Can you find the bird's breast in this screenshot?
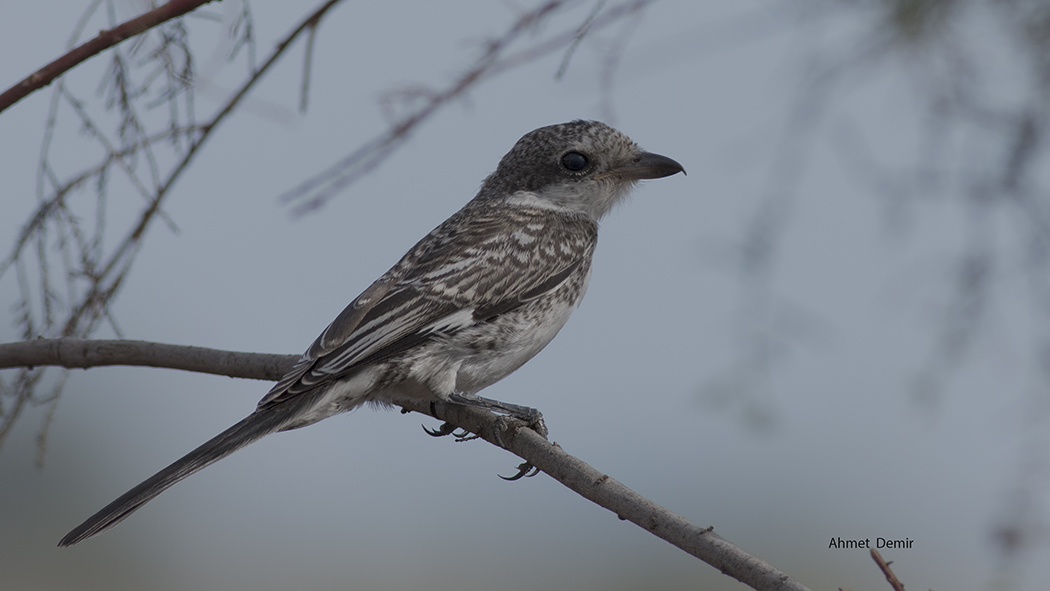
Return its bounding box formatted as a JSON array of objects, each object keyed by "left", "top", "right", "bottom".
[{"left": 452, "top": 263, "right": 592, "bottom": 394}]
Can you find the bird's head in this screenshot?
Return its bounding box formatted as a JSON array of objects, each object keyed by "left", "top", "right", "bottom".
[{"left": 478, "top": 120, "right": 684, "bottom": 220}]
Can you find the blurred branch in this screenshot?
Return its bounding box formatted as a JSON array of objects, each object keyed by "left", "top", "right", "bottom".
[
  {"left": 555, "top": 0, "right": 606, "bottom": 80},
  {"left": 0, "top": 0, "right": 217, "bottom": 115},
  {"left": 0, "top": 337, "right": 812, "bottom": 591},
  {"left": 701, "top": 40, "right": 839, "bottom": 429},
  {"left": 279, "top": 0, "right": 659, "bottom": 216}
]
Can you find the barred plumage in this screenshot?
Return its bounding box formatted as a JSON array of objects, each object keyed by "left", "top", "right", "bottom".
[{"left": 59, "top": 120, "right": 683, "bottom": 546}]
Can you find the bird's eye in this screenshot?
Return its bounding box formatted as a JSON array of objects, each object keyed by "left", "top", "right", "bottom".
[{"left": 561, "top": 152, "right": 588, "bottom": 172}]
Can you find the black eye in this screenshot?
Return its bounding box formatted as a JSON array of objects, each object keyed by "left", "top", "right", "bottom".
[{"left": 561, "top": 152, "right": 588, "bottom": 172}]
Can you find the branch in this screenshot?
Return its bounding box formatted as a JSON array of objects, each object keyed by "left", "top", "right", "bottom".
[
  {"left": 0, "top": 338, "right": 293, "bottom": 381},
  {"left": 0, "top": 338, "right": 811, "bottom": 591},
  {"left": 0, "top": 0, "right": 217, "bottom": 115},
  {"left": 870, "top": 549, "right": 907, "bottom": 591}
]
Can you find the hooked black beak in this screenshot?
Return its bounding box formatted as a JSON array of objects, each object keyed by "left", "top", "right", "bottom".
[{"left": 602, "top": 151, "right": 685, "bottom": 182}]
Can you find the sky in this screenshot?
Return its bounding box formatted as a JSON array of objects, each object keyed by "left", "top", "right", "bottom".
[{"left": 0, "top": 1, "right": 1046, "bottom": 590}]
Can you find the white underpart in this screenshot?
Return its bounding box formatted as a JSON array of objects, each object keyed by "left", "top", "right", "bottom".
[
  {"left": 453, "top": 264, "right": 592, "bottom": 395},
  {"left": 289, "top": 364, "right": 383, "bottom": 427}
]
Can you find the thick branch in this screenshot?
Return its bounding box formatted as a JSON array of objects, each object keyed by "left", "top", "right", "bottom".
[
  {"left": 0, "top": 0, "right": 217, "bottom": 115},
  {"left": 0, "top": 338, "right": 810, "bottom": 591}
]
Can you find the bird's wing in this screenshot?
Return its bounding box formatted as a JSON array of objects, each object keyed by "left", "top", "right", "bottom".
[{"left": 258, "top": 201, "right": 597, "bottom": 408}]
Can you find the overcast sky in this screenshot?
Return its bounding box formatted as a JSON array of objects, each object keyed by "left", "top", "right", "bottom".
[{"left": 1, "top": 2, "right": 1046, "bottom": 590}]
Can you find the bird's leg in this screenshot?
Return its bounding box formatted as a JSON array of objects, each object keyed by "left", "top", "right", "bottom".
[
  {"left": 447, "top": 392, "right": 545, "bottom": 426},
  {"left": 447, "top": 392, "right": 549, "bottom": 444}
]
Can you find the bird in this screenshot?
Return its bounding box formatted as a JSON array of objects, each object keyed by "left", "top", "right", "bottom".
[{"left": 59, "top": 120, "right": 684, "bottom": 546}]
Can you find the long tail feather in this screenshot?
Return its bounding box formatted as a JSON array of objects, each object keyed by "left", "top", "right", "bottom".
[{"left": 59, "top": 396, "right": 313, "bottom": 547}]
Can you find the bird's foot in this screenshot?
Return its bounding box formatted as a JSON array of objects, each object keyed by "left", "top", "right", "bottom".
[
  {"left": 443, "top": 393, "right": 548, "bottom": 479},
  {"left": 447, "top": 392, "right": 548, "bottom": 445}
]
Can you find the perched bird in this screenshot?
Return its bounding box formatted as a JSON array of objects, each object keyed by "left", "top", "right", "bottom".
[{"left": 59, "top": 120, "right": 684, "bottom": 546}]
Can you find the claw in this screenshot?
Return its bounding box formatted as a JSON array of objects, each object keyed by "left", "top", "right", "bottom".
[
  {"left": 500, "top": 461, "right": 541, "bottom": 481},
  {"left": 422, "top": 422, "right": 458, "bottom": 437},
  {"left": 423, "top": 422, "right": 482, "bottom": 441}
]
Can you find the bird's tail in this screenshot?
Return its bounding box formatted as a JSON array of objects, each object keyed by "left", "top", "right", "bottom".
[{"left": 59, "top": 395, "right": 314, "bottom": 547}]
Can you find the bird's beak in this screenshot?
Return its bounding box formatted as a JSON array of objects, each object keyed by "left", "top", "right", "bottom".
[{"left": 599, "top": 151, "right": 685, "bottom": 182}]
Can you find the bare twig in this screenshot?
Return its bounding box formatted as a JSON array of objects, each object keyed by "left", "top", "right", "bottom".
[
  {"left": 300, "top": 20, "right": 319, "bottom": 113},
  {"left": 0, "top": 0, "right": 217, "bottom": 114},
  {"left": 0, "top": 337, "right": 811, "bottom": 591},
  {"left": 555, "top": 0, "right": 607, "bottom": 80},
  {"left": 67, "top": 0, "right": 346, "bottom": 333},
  {"left": 0, "top": 0, "right": 348, "bottom": 453},
  {"left": 870, "top": 549, "right": 906, "bottom": 591},
  {"left": 0, "top": 124, "right": 203, "bottom": 277}
]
